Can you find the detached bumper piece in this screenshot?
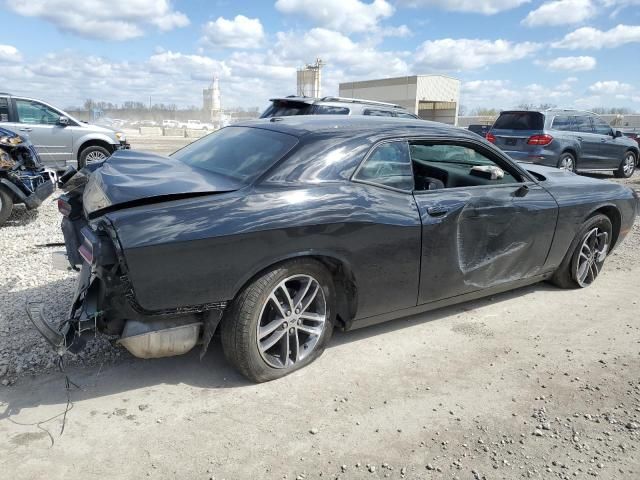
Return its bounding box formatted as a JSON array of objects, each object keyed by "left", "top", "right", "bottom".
[
  {"left": 23, "top": 177, "right": 56, "bottom": 209},
  {"left": 26, "top": 302, "right": 71, "bottom": 355}
]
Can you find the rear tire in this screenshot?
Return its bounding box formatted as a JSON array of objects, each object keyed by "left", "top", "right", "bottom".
[
  {"left": 550, "top": 214, "right": 612, "bottom": 289},
  {"left": 615, "top": 151, "right": 636, "bottom": 178},
  {"left": 0, "top": 188, "right": 14, "bottom": 226},
  {"left": 78, "top": 145, "right": 111, "bottom": 169},
  {"left": 221, "top": 258, "right": 335, "bottom": 383},
  {"left": 557, "top": 152, "right": 576, "bottom": 172}
]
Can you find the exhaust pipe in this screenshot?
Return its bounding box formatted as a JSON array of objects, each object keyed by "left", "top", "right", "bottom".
[{"left": 118, "top": 319, "right": 201, "bottom": 359}]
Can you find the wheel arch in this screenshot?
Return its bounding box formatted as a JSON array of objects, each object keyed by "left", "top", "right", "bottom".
[
  {"left": 624, "top": 147, "right": 639, "bottom": 166},
  {"left": 229, "top": 251, "right": 358, "bottom": 330},
  {"left": 77, "top": 138, "right": 116, "bottom": 160},
  {"left": 585, "top": 204, "right": 621, "bottom": 250}
]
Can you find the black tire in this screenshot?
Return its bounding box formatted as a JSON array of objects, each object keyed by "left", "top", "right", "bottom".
[
  {"left": 615, "top": 151, "right": 636, "bottom": 178},
  {"left": 550, "top": 213, "right": 613, "bottom": 289},
  {"left": 221, "top": 258, "right": 335, "bottom": 383},
  {"left": 557, "top": 152, "right": 576, "bottom": 172},
  {"left": 78, "top": 145, "right": 111, "bottom": 169},
  {"left": 0, "top": 187, "right": 14, "bottom": 226}
]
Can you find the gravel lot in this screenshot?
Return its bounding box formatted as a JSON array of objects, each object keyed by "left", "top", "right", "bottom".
[{"left": 0, "top": 136, "right": 639, "bottom": 479}]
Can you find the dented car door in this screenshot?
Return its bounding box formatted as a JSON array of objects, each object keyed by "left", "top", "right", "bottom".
[{"left": 411, "top": 142, "right": 558, "bottom": 305}]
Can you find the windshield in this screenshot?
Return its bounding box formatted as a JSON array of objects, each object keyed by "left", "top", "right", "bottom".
[
  {"left": 172, "top": 126, "right": 298, "bottom": 183},
  {"left": 493, "top": 112, "right": 544, "bottom": 130}
]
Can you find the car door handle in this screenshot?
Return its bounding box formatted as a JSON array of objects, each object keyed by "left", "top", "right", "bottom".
[
  {"left": 19, "top": 128, "right": 32, "bottom": 132},
  {"left": 427, "top": 206, "right": 448, "bottom": 217},
  {"left": 576, "top": 136, "right": 582, "bottom": 142},
  {"left": 600, "top": 139, "right": 607, "bottom": 143}
]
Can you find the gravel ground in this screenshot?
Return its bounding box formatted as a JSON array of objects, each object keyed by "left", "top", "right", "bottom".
[{"left": 0, "top": 139, "right": 639, "bottom": 479}]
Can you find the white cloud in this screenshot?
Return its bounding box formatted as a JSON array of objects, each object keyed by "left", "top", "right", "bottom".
[
  {"left": 546, "top": 56, "right": 597, "bottom": 71},
  {"left": 5, "top": 0, "right": 189, "bottom": 41},
  {"left": 275, "top": 0, "right": 394, "bottom": 33},
  {"left": 415, "top": 38, "right": 541, "bottom": 71},
  {"left": 522, "top": 0, "right": 596, "bottom": 27},
  {"left": 0, "top": 44, "right": 22, "bottom": 63},
  {"left": 588, "top": 80, "right": 633, "bottom": 94},
  {"left": 380, "top": 25, "right": 413, "bottom": 37},
  {"left": 200, "top": 15, "right": 265, "bottom": 49},
  {"left": 553, "top": 24, "right": 640, "bottom": 49},
  {"left": 398, "top": 0, "right": 530, "bottom": 15}
]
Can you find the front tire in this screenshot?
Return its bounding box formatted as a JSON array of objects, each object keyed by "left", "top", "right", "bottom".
[
  {"left": 550, "top": 214, "right": 612, "bottom": 289},
  {"left": 221, "top": 259, "right": 335, "bottom": 383},
  {"left": 0, "top": 188, "right": 14, "bottom": 226},
  {"left": 78, "top": 145, "right": 111, "bottom": 169},
  {"left": 557, "top": 152, "right": 576, "bottom": 172},
  {"left": 615, "top": 151, "right": 636, "bottom": 178}
]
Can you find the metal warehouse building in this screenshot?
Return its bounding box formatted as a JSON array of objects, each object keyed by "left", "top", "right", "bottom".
[{"left": 339, "top": 75, "right": 461, "bottom": 125}]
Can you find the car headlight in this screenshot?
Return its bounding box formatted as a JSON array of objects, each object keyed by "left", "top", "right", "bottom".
[{"left": 115, "top": 132, "right": 126, "bottom": 141}]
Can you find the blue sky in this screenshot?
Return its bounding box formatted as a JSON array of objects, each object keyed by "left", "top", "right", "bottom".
[{"left": 0, "top": 0, "right": 639, "bottom": 112}]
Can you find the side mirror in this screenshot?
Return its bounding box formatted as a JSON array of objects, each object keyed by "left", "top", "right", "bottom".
[
  {"left": 613, "top": 129, "right": 623, "bottom": 138},
  {"left": 58, "top": 116, "right": 69, "bottom": 126}
]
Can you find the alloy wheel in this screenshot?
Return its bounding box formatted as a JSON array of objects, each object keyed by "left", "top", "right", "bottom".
[
  {"left": 623, "top": 153, "right": 635, "bottom": 177},
  {"left": 86, "top": 151, "right": 108, "bottom": 163},
  {"left": 256, "top": 274, "right": 327, "bottom": 369},
  {"left": 559, "top": 155, "right": 574, "bottom": 172},
  {"left": 575, "top": 227, "right": 609, "bottom": 287}
]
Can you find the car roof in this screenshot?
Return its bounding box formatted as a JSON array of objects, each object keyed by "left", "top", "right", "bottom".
[
  {"left": 500, "top": 109, "right": 595, "bottom": 116},
  {"left": 232, "top": 115, "right": 476, "bottom": 140}
]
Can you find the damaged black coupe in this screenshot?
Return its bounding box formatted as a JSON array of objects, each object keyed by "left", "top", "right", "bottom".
[
  {"left": 0, "top": 127, "right": 55, "bottom": 226},
  {"left": 30, "top": 117, "right": 638, "bottom": 382}
]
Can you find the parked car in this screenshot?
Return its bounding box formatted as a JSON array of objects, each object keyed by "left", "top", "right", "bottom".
[
  {"left": 486, "top": 109, "right": 639, "bottom": 178},
  {"left": 487, "top": 109, "right": 640, "bottom": 178},
  {"left": 260, "top": 96, "right": 419, "bottom": 119},
  {"left": 180, "top": 119, "right": 212, "bottom": 130},
  {"left": 622, "top": 131, "right": 640, "bottom": 146},
  {"left": 31, "top": 117, "right": 638, "bottom": 382},
  {"left": 0, "top": 93, "right": 129, "bottom": 170},
  {"left": 467, "top": 124, "right": 491, "bottom": 137},
  {"left": 162, "top": 120, "right": 180, "bottom": 128},
  {"left": 0, "top": 126, "right": 56, "bottom": 226}
]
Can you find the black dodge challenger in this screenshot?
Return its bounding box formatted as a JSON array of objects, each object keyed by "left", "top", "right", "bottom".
[{"left": 31, "top": 117, "right": 638, "bottom": 382}]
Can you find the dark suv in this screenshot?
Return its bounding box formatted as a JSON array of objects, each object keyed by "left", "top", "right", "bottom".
[
  {"left": 487, "top": 109, "right": 639, "bottom": 178},
  {"left": 261, "top": 96, "right": 418, "bottom": 119}
]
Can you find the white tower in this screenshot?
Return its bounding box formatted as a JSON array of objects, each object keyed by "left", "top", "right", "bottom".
[
  {"left": 203, "top": 74, "right": 222, "bottom": 126},
  {"left": 211, "top": 75, "right": 221, "bottom": 112}
]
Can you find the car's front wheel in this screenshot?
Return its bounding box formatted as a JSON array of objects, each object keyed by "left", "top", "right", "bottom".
[
  {"left": 615, "top": 151, "right": 636, "bottom": 178},
  {"left": 79, "top": 145, "right": 111, "bottom": 168},
  {"left": 550, "top": 214, "right": 612, "bottom": 289},
  {"left": 221, "top": 259, "right": 335, "bottom": 383}
]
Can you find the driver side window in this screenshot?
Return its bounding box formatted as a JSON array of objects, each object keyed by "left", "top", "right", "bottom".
[
  {"left": 355, "top": 141, "right": 414, "bottom": 191},
  {"left": 15, "top": 99, "right": 60, "bottom": 125},
  {"left": 410, "top": 142, "right": 520, "bottom": 191}
]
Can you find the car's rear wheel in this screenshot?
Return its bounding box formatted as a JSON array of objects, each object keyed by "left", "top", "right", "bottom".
[
  {"left": 615, "top": 151, "right": 636, "bottom": 178},
  {"left": 221, "top": 259, "right": 335, "bottom": 383},
  {"left": 0, "top": 187, "right": 14, "bottom": 226},
  {"left": 550, "top": 214, "right": 612, "bottom": 289},
  {"left": 557, "top": 152, "right": 576, "bottom": 172},
  {"left": 79, "top": 145, "right": 111, "bottom": 168}
]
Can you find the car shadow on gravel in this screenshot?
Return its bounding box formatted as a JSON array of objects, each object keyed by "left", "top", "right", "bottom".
[
  {"left": 0, "top": 279, "right": 559, "bottom": 418},
  {"left": 2, "top": 205, "right": 39, "bottom": 227}
]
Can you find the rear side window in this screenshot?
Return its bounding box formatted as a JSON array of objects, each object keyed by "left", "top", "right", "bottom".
[
  {"left": 355, "top": 141, "right": 413, "bottom": 191},
  {"left": 172, "top": 126, "right": 298, "bottom": 184},
  {"left": 260, "top": 101, "right": 312, "bottom": 118},
  {"left": 0, "top": 97, "right": 9, "bottom": 122},
  {"left": 572, "top": 116, "right": 593, "bottom": 133},
  {"left": 551, "top": 115, "right": 572, "bottom": 131},
  {"left": 363, "top": 109, "right": 395, "bottom": 117},
  {"left": 313, "top": 105, "right": 350, "bottom": 115},
  {"left": 493, "top": 112, "right": 544, "bottom": 130}
]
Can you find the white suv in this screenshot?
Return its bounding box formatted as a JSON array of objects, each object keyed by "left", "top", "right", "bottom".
[{"left": 0, "top": 93, "right": 129, "bottom": 169}]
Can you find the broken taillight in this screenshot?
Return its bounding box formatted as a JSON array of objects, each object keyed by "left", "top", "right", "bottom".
[
  {"left": 527, "top": 134, "right": 554, "bottom": 146},
  {"left": 486, "top": 133, "right": 496, "bottom": 144},
  {"left": 57, "top": 198, "right": 72, "bottom": 217}
]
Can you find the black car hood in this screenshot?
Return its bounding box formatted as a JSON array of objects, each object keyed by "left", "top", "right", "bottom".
[{"left": 83, "top": 150, "right": 242, "bottom": 215}]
